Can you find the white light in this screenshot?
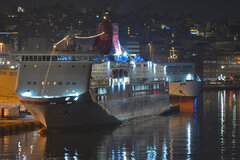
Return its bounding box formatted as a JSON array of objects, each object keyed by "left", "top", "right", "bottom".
[
  {"left": 65, "top": 97, "right": 70, "bottom": 101},
  {"left": 123, "top": 81, "right": 126, "bottom": 90},
  {"left": 153, "top": 63, "right": 156, "bottom": 74},
  {"left": 22, "top": 92, "right": 31, "bottom": 97},
  {"left": 123, "top": 52, "right": 128, "bottom": 57},
  {"left": 186, "top": 73, "right": 192, "bottom": 80},
  {"left": 7, "top": 61, "right": 10, "bottom": 65},
  {"left": 164, "top": 65, "right": 167, "bottom": 76},
  {"left": 74, "top": 97, "right": 79, "bottom": 101},
  {"left": 69, "top": 92, "right": 80, "bottom": 97},
  {"left": 114, "top": 51, "right": 122, "bottom": 55},
  {"left": 108, "top": 61, "right": 110, "bottom": 71},
  {"left": 187, "top": 123, "right": 191, "bottom": 159},
  {"left": 10, "top": 65, "right": 15, "bottom": 69}
]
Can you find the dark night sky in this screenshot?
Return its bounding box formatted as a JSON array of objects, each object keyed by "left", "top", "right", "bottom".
[{"left": 1, "top": 0, "right": 240, "bottom": 21}]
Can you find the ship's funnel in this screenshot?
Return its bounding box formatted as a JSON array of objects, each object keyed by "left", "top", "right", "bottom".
[{"left": 93, "top": 22, "right": 113, "bottom": 54}]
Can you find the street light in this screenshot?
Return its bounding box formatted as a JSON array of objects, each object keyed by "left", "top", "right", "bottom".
[{"left": 148, "top": 42, "right": 151, "bottom": 60}]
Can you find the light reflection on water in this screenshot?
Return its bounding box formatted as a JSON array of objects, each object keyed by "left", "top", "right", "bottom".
[{"left": 0, "top": 89, "right": 240, "bottom": 159}]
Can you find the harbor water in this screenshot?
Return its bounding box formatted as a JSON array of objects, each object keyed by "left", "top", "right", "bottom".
[{"left": 0, "top": 89, "right": 240, "bottom": 159}]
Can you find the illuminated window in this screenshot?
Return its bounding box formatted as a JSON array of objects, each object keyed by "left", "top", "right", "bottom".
[
  {"left": 34, "top": 64, "right": 37, "bottom": 68},
  {"left": 47, "top": 82, "right": 50, "bottom": 85},
  {"left": 66, "top": 90, "right": 69, "bottom": 93},
  {"left": 41, "top": 81, "right": 45, "bottom": 86},
  {"left": 72, "top": 90, "right": 75, "bottom": 93},
  {"left": 53, "top": 81, "right": 57, "bottom": 85}
]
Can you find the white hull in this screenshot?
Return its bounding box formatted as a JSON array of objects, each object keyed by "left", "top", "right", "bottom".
[{"left": 169, "top": 81, "right": 201, "bottom": 97}]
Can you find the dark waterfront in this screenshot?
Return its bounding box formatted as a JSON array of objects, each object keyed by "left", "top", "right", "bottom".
[{"left": 0, "top": 89, "right": 240, "bottom": 160}]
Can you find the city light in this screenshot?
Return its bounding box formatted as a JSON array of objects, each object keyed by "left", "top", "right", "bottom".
[{"left": 0, "top": 42, "right": 4, "bottom": 54}]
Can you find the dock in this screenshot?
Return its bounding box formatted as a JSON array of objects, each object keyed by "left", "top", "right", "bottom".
[
  {"left": 0, "top": 115, "right": 42, "bottom": 135},
  {"left": 203, "top": 84, "right": 240, "bottom": 89}
]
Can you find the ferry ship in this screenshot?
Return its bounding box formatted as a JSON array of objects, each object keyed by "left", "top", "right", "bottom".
[
  {"left": 163, "top": 47, "right": 201, "bottom": 97},
  {"left": 164, "top": 62, "right": 201, "bottom": 97},
  {"left": 11, "top": 23, "right": 169, "bottom": 128}
]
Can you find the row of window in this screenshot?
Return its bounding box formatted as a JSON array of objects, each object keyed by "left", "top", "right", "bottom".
[
  {"left": 132, "top": 84, "right": 162, "bottom": 91},
  {"left": 23, "top": 64, "right": 86, "bottom": 68},
  {"left": 132, "top": 84, "right": 149, "bottom": 91},
  {"left": 15, "top": 55, "right": 100, "bottom": 62},
  {"left": 136, "top": 64, "right": 148, "bottom": 67},
  {"left": 27, "top": 81, "right": 77, "bottom": 85}
]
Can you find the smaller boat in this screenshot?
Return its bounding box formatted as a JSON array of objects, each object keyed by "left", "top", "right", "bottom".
[{"left": 164, "top": 62, "right": 201, "bottom": 97}]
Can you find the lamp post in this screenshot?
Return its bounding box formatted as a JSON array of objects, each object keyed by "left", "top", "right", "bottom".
[{"left": 148, "top": 42, "right": 151, "bottom": 60}]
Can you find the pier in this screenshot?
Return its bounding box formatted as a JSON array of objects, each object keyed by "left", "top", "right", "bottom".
[{"left": 0, "top": 115, "right": 42, "bottom": 135}]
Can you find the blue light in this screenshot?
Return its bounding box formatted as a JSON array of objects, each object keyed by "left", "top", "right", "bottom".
[
  {"left": 122, "top": 80, "right": 126, "bottom": 91},
  {"left": 194, "top": 97, "right": 197, "bottom": 124},
  {"left": 0, "top": 32, "right": 10, "bottom": 35},
  {"left": 123, "top": 52, "right": 128, "bottom": 57},
  {"left": 118, "top": 82, "right": 120, "bottom": 92},
  {"left": 165, "top": 26, "right": 171, "bottom": 30},
  {"left": 112, "top": 81, "right": 114, "bottom": 93}
]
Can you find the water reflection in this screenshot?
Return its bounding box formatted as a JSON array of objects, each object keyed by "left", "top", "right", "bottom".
[{"left": 1, "top": 90, "right": 240, "bottom": 159}]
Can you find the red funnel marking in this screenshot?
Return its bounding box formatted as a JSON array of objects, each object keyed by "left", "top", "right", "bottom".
[{"left": 94, "top": 22, "right": 113, "bottom": 54}]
